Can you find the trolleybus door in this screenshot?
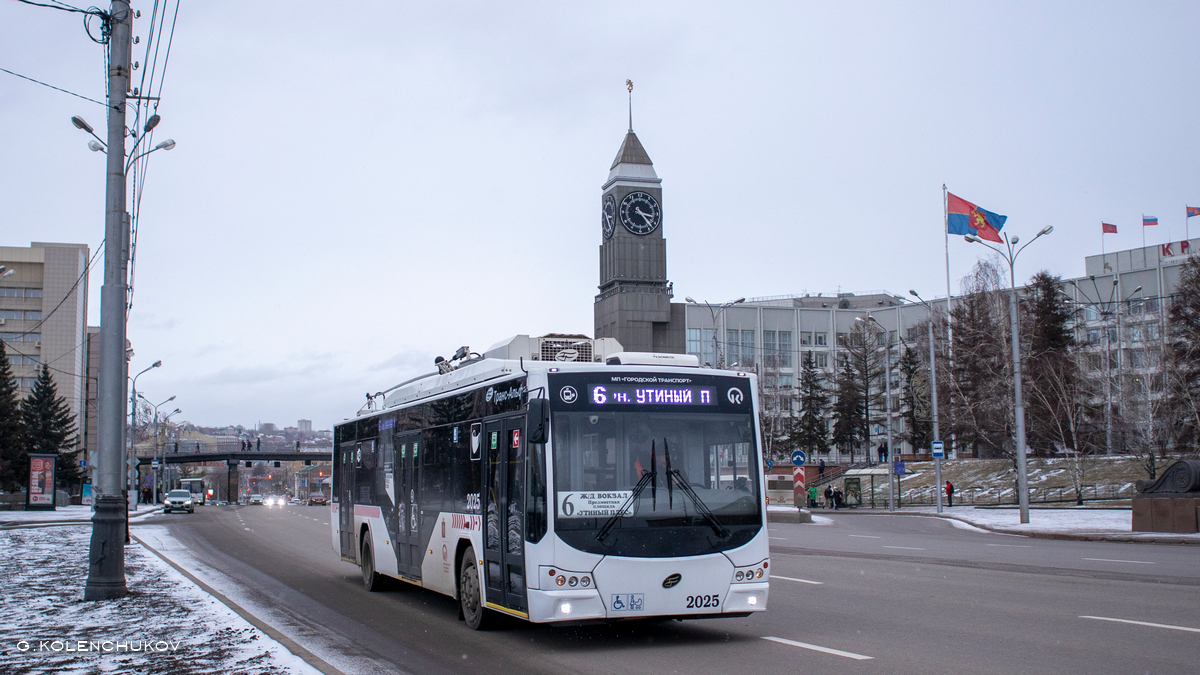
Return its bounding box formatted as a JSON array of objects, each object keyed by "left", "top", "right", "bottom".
[
  {"left": 338, "top": 441, "right": 355, "bottom": 560},
  {"left": 396, "top": 430, "right": 421, "bottom": 578},
  {"left": 482, "top": 416, "right": 527, "bottom": 613}
]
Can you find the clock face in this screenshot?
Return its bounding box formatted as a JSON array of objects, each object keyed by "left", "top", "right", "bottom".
[
  {"left": 602, "top": 194, "right": 616, "bottom": 239},
  {"left": 619, "top": 191, "right": 661, "bottom": 236}
]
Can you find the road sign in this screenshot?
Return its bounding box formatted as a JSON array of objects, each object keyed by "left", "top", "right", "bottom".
[
  {"left": 931, "top": 441, "right": 944, "bottom": 459},
  {"left": 790, "top": 450, "right": 807, "bottom": 466},
  {"left": 893, "top": 460, "right": 905, "bottom": 475},
  {"left": 151, "top": 460, "right": 159, "bottom": 469},
  {"left": 127, "top": 455, "right": 139, "bottom": 469},
  {"left": 793, "top": 467, "right": 806, "bottom": 505}
]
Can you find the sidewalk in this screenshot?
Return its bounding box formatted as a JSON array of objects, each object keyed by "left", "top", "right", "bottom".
[{"left": 769, "top": 504, "right": 1200, "bottom": 545}]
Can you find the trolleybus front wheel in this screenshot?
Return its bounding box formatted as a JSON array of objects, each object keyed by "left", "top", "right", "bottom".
[
  {"left": 361, "top": 537, "right": 383, "bottom": 592},
  {"left": 459, "top": 546, "right": 493, "bottom": 630}
]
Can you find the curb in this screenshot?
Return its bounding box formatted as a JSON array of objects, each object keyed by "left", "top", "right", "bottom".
[{"left": 132, "top": 532, "right": 344, "bottom": 675}]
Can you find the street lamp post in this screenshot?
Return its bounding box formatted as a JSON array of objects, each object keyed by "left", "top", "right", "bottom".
[
  {"left": 128, "top": 361, "right": 161, "bottom": 508},
  {"left": 139, "top": 394, "right": 175, "bottom": 503},
  {"left": 910, "top": 291, "right": 943, "bottom": 513},
  {"left": 857, "top": 315, "right": 895, "bottom": 510},
  {"left": 964, "top": 226, "right": 1054, "bottom": 524},
  {"left": 685, "top": 297, "right": 746, "bottom": 368},
  {"left": 1066, "top": 278, "right": 1140, "bottom": 457}
]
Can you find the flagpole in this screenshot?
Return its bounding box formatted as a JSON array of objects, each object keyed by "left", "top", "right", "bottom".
[
  {"left": 943, "top": 184, "right": 956, "bottom": 459},
  {"left": 1142, "top": 214, "right": 1146, "bottom": 250}
]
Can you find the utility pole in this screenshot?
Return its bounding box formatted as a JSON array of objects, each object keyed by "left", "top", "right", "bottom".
[{"left": 85, "top": 0, "right": 133, "bottom": 601}]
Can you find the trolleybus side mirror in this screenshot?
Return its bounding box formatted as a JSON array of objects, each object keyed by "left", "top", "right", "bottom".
[{"left": 527, "top": 399, "right": 549, "bottom": 444}]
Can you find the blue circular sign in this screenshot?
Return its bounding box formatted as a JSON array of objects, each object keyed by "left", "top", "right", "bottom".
[{"left": 790, "top": 450, "right": 807, "bottom": 466}]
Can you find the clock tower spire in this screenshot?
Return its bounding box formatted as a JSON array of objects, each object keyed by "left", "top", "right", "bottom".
[{"left": 593, "top": 95, "right": 684, "bottom": 354}]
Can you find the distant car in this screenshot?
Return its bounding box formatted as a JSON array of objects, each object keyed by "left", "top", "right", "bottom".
[
  {"left": 289, "top": 498, "right": 302, "bottom": 506},
  {"left": 164, "top": 489, "right": 194, "bottom": 514},
  {"left": 308, "top": 493, "right": 327, "bottom": 506},
  {"left": 250, "top": 494, "right": 264, "bottom": 505}
]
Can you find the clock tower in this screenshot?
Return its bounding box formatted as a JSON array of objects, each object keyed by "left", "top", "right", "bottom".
[{"left": 593, "top": 128, "right": 684, "bottom": 353}]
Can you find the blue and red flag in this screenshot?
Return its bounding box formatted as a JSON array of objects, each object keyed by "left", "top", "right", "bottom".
[
  {"left": 947, "top": 193, "right": 1006, "bottom": 242},
  {"left": 1143, "top": 216, "right": 1158, "bottom": 227},
  {"left": 1187, "top": 206, "right": 1200, "bottom": 218}
]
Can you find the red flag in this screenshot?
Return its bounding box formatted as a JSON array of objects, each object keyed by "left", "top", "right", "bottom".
[{"left": 1102, "top": 222, "right": 1117, "bottom": 234}]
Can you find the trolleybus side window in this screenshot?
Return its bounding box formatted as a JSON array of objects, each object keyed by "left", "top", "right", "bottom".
[
  {"left": 507, "top": 429, "right": 524, "bottom": 553},
  {"left": 526, "top": 437, "right": 547, "bottom": 543}
]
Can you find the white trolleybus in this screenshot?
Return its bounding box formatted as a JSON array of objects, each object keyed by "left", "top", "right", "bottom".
[{"left": 331, "top": 334, "right": 769, "bottom": 629}]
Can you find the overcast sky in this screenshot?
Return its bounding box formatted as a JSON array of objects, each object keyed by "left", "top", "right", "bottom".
[{"left": 3, "top": 1, "right": 1199, "bottom": 430}]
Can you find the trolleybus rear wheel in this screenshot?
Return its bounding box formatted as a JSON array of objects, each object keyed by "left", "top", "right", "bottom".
[
  {"left": 361, "top": 537, "right": 383, "bottom": 592},
  {"left": 459, "top": 546, "right": 492, "bottom": 630}
]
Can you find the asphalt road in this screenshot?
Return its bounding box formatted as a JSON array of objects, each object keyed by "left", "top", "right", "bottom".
[{"left": 147, "top": 505, "right": 1200, "bottom": 675}]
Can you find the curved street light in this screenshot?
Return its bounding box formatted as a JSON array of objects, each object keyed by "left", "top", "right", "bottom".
[
  {"left": 909, "top": 290, "right": 944, "bottom": 513},
  {"left": 129, "top": 361, "right": 161, "bottom": 506},
  {"left": 856, "top": 315, "right": 896, "bottom": 510},
  {"left": 963, "top": 226, "right": 1053, "bottom": 524},
  {"left": 684, "top": 297, "right": 745, "bottom": 368}
]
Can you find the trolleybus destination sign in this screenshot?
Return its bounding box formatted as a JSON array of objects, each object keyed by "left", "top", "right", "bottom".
[{"left": 559, "top": 491, "right": 635, "bottom": 518}]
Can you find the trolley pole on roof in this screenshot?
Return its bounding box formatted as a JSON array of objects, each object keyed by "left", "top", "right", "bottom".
[{"left": 86, "top": 0, "right": 134, "bottom": 601}]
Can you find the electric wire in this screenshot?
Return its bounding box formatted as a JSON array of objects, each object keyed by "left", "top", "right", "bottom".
[{"left": 0, "top": 66, "right": 108, "bottom": 107}]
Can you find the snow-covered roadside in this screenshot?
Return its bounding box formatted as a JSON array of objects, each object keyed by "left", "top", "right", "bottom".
[
  {"left": 134, "top": 525, "right": 399, "bottom": 675},
  {"left": 0, "top": 504, "right": 163, "bottom": 527},
  {"left": 0, "top": 525, "right": 322, "bottom": 675},
  {"left": 906, "top": 506, "right": 1200, "bottom": 542}
]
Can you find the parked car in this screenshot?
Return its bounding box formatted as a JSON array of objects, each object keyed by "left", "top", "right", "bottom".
[
  {"left": 308, "top": 493, "right": 327, "bottom": 506},
  {"left": 250, "top": 494, "right": 264, "bottom": 505},
  {"left": 164, "top": 489, "right": 194, "bottom": 514}
]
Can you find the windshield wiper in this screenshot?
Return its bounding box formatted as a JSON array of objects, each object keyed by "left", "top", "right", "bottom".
[
  {"left": 596, "top": 446, "right": 657, "bottom": 542},
  {"left": 664, "top": 439, "right": 729, "bottom": 539}
]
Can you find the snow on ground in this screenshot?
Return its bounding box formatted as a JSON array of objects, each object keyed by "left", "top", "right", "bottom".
[
  {"left": 0, "top": 504, "right": 163, "bottom": 526},
  {"left": 0, "top": 524, "right": 321, "bottom": 675},
  {"left": 920, "top": 506, "right": 1132, "bottom": 533}
]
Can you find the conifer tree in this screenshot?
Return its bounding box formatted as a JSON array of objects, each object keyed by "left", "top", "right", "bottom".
[
  {"left": 0, "top": 341, "right": 26, "bottom": 490},
  {"left": 795, "top": 351, "right": 830, "bottom": 456},
  {"left": 831, "top": 361, "right": 864, "bottom": 459},
  {"left": 20, "top": 364, "right": 80, "bottom": 489},
  {"left": 898, "top": 345, "right": 931, "bottom": 452}
]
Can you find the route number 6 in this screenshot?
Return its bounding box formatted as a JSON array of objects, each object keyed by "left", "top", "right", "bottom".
[
  {"left": 561, "top": 493, "right": 575, "bottom": 517},
  {"left": 592, "top": 386, "right": 607, "bottom": 404}
]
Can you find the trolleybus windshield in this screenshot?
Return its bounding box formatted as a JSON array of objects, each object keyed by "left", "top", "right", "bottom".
[{"left": 549, "top": 372, "right": 762, "bottom": 558}]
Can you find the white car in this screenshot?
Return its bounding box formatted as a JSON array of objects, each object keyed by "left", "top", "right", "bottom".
[{"left": 164, "top": 489, "right": 194, "bottom": 514}]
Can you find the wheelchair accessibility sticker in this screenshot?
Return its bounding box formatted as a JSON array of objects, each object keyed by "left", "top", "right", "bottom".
[{"left": 611, "top": 593, "right": 644, "bottom": 612}]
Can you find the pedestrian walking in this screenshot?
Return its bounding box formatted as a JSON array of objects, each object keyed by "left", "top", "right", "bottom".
[
  {"left": 824, "top": 485, "right": 834, "bottom": 509},
  {"left": 806, "top": 485, "right": 818, "bottom": 508},
  {"left": 945, "top": 480, "right": 955, "bottom": 508},
  {"left": 818, "top": 458, "right": 826, "bottom": 479},
  {"left": 833, "top": 486, "right": 843, "bottom": 510},
  {"left": 878, "top": 443, "right": 888, "bottom": 463}
]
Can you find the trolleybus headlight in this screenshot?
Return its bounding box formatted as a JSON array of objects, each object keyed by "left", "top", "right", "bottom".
[
  {"left": 736, "top": 571, "right": 744, "bottom": 581},
  {"left": 755, "top": 568, "right": 763, "bottom": 578},
  {"left": 556, "top": 575, "right": 566, "bottom": 587},
  {"left": 560, "top": 602, "right": 572, "bottom": 615},
  {"left": 568, "top": 576, "right": 578, "bottom": 587},
  {"left": 581, "top": 576, "right": 591, "bottom": 587},
  {"left": 748, "top": 596, "right": 758, "bottom": 606}
]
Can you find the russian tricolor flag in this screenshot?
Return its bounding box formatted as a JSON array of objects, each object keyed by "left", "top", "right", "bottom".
[{"left": 1143, "top": 216, "right": 1158, "bottom": 227}]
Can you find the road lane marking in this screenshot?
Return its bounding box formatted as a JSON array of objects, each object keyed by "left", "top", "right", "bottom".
[
  {"left": 1080, "top": 616, "right": 1200, "bottom": 633},
  {"left": 769, "top": 537, "right": 788, "bottom": 540},
  {"left": 770, "top": 575, "right": 823, "bottom": 585},
  {"left": 1083, "top": 558, "right": 1155, "bottom": 565},
  {"left": 882, "top": 546, "right": 925, "bottom": 550},
  {"left": 986, "top": 543, "right": 1032, "bottom": 548},
  {"left": 243, "top": 527, "right": 250, "bottom": 531},
  {"left": 849, "top": 535, "right": 880, "bottom": 539},
  {"left": 762, "top": 636, "right": 872, "bottom": 660}
]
